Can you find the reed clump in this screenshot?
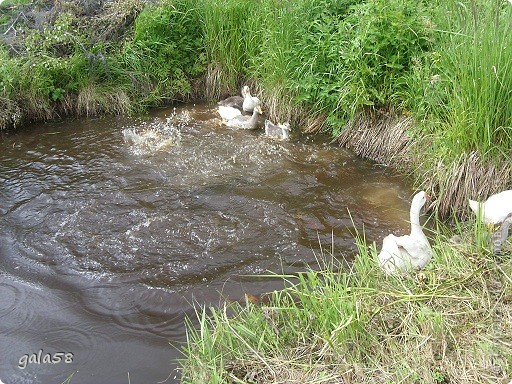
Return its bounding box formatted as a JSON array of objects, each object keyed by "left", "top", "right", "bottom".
[{"left": 181, "top": 224, "right": 512, "bottom": 383}]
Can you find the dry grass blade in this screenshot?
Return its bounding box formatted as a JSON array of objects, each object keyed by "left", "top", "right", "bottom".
[
  {"left": 90, "top": 0, "right": 146, "bottom": 42},
  {"left": 422, "top": 151, "right": 512, "bottom": 218},
  {"left": 336, "top": 108, "right": 414, "bottom": 166}
]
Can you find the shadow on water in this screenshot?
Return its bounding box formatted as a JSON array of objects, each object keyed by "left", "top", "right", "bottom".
[{"left": 0, "top": 103, "right": 413, "bottom": 383}]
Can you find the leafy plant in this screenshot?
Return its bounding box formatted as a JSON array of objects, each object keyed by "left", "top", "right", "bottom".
[
  {"left": 116, "top": 0, "right": 204, "bottom": 105},
  {"left": 291, "top": 0, "right": 433, "bottom": 133}
]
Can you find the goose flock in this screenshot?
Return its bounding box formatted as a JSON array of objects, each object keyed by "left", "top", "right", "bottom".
[{"left": 216, "top": 85, "right": 290, "bottom": 140}]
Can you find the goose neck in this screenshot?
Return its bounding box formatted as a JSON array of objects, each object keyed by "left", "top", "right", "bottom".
[{"left": 409, "top": 204, "right": 423, "bottom": 236}]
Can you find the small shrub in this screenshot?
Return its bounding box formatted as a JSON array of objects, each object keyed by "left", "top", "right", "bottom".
[
  {"left": 116, "top": 0, "right": 204, "bottom": 105},
  {"left": 291, "top": 0, "right": 433, "bottom": 135}
]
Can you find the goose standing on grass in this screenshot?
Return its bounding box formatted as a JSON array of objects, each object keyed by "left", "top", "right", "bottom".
[
  {"left": 468, "top": 189, "right": 512, "bottom": 226},
  {"left": 264, "top": 119, "right": 291, "bottom": 140},
  {"left": 225, "top": 105, "right": 263, "bottom": 130},
  {"left": 378, "top": 191, "right": 433, "bottom": 274},
  {"left": 242, "top": 86, "right": 260, "bottom": 112}
]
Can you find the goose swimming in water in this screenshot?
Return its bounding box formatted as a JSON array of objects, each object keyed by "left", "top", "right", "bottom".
[
  {"left": 218, "top": 105, "right": 242, "bottom": 121},
  {"left": 217, "top": 86, "right": 248, "bottom": 110},
  {"left": 378, "top": 191, "right": 433, "bottom": 274},
  {"left": 264, "top": 119, "right": 291, "bottom": 140},
  {"left": 225, "top": 105, "right": 263, "bottom": 130},
  {"left": 242, "top": 86, "right": 260, "bottom": 113}
]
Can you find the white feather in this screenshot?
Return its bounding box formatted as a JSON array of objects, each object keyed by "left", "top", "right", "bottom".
[{"left": 217, "top": 106, "right": 242, "bottom": 121}]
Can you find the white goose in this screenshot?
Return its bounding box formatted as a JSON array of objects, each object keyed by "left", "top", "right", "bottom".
[
  {"left": 378, "top": 191, "right": 433, "bottom": 274},
  {"left": 217, "top": 86, "right": 248, "bottom": 110},
  {"left": 468, "top": 189, "right": 512, "bottom": 225},
  {"left": 225, "top": 105, "right": 263, "bottom": 130},
  {"left": 242, "top": 86, "right": 260, "bottom": 112},
  {"left": 218, "top": 106, "right": 242, "bottom": 121}
]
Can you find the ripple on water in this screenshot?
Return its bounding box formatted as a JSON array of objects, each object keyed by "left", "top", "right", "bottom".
[
  {"left": 0, "top": 281, "right": 51, "bottom": 353},
  {"left": 7, "top": 105, "right": 410, "bottom": 287},
  {"left": 0, "top": 276, "right": 116, "bottom": 367},
  {"left": 0, "top": 278, "right": 29, "bottom": 324},
  {"left": 79, "top": 282, "right": 192, "bottom": 339}
]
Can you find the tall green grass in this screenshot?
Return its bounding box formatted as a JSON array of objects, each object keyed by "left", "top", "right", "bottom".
[
  {"left": 195, "top": 0, "right": 433, "bottom": 128},
  {"left": 437, "top": 0, "right": 512, "bottom": 159},
  {"left": 400, "top": 0, "right": 512, "bottom": 160},
  {"left": 197, "top": 0, "right": 255, "bottom": 99},
  {"left": 114, "top": 0, "right": 204, "bottom": 107},
  {"left": 243, "top": 0, "right": 296, "bottom": 87},
  {"left": 290, "top": 0, "right": 433, "bottom": 134}
]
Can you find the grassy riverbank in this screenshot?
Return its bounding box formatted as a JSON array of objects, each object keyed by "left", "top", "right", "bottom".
[
  {"left": 1, "top": 0, "right": 511, "bottom": 216},
  {"left": 181, "top": 222, "right": 512, "bottom": 383}
]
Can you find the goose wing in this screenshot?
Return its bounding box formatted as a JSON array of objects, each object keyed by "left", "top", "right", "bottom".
[
  {"left": 225, "top": 115, "right": 250, "bottom": 128},
  {"left": 218, "top": 106, "right": 242, "bottom": 121},
  {"left": 394, "top": 234, "right": 432, "bottom": 268},
  {"left": 469, "top": 190, "right": 512, "bottom": 224},
  {"left": 218, "top": 96, "right": 243, "bottom": 109},
  {"left": 378, "top": 234, "right": 410, "bottom": 273},
  {"left": 243, "top": 95, "right": 260, "bottom": 112},
  {"left": 482, "top": 190, "right": 512, "bottom": 224},
  {"left": 378, "top": 233, "right": 432, "bottom": 273}
]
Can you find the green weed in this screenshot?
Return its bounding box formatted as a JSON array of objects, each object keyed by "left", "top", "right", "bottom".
[
  {"left": 115, "top": 0, "right": 204, "bottom": 106},
  {"left": 403, "top": 0, "right": 512, "bottom": 159}
]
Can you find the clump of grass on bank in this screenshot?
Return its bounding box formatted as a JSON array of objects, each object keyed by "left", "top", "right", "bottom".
[
  {"left": 114, "top": 0, "right": 204, "bottom": 107},
  {"left": 0, "top": 0, "right": 204, "bottom": 125},
  {"left": 431, "top": 0, "right": 512, "bottom": 159},
  {"left": 197, "top": 0, "right": 254, "bottom": 100},
  {"left": 289, "top": 0, "right": 433, "bottom": 135},
  {"left": 180, "top": 223, "right": 512, "bottom": 383},
  {"left": 410, "top": 0, "right": 512, "bottom": 216}
]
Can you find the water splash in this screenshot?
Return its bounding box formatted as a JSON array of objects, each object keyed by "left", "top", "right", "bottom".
[{"left": 123, "top": 109, "right": 187, "bottom": 155}]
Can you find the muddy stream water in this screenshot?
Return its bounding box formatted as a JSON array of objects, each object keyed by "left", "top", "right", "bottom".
[{"left": 0, "top": 103, "right": 414, "bottom": 383}]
